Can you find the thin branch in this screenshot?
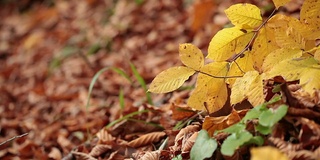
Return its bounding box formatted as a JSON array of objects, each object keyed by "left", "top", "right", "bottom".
[
  {"left": 196, "top": 70, "right": 243, "bottom": 79},
  {"left": 0, "top": 133, "right": 29, "bottom": 146},
  {"left": 229, "top": 8, "right": 278, "bottom": 62}
]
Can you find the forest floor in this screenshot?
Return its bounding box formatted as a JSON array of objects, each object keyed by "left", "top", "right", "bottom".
[{"left": 1, "top": 0, "right": 316, "bottom": 159}]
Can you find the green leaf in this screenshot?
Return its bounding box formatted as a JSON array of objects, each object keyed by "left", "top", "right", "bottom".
[
  {"left": 259, "top": 105, "right": 288, "bottom": 127},
  {"left": 119, "top": 87, "right": 125, "bottom": 110},
  {"left": 221, "top": 131, "right": 253, "bottom": 156},
  {"left": 255, "top": 124, "right": 272, "bottom": 135},
  {"left": 247, "top": 136, "right": 264, "bottom": 146},
  {"left": 191, "top": 130, "right": 217, "bottom": 160},
  {"left": 172, "top": 155, "right": 183, "bottom": 160},
  {"left": 218, "top": 123, "right": 246, "bottom": 134}
]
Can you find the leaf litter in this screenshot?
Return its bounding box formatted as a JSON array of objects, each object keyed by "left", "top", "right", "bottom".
[{"left": 1, "top": 0, "right": 320, "bottom": 159}]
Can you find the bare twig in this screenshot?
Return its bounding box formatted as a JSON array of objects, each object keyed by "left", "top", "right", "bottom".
[
  {"left": 0, "top": 133, "right": 29, "bottom": 146},
  {"left": 229, "top": 8, "right": 278, "bottom": 62}
]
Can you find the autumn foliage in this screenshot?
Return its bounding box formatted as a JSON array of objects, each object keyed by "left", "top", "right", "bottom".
[{"left": 149, "top": 0, "right": 320, "bottom": 113}]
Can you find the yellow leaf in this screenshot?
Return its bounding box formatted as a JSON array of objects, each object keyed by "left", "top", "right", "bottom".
[
  {"left": 225, "top": 3, "right": 262, "bottom": 29},
  {"left": 299, "top": 0, "right": 320, "bottom": 40},
  {"left": 315, "top": 49, "right": 320, "bottom": 62},
  {"left": 179, "top": 43, "right": 204, "bottom": 70},
  {"left": 290, "top": 19, "right": 320, "bottom": 40},
  {"left": 207, "top": 27, "right": 253, "bottom": 61},
  {"left": 268, "top": 15, "right": 306, "bottom": 49},
  {"left": 247, "top": 73, "right": 265, "bottom": 106},
  {"left": 148, "top": 66, "right": 195, "bottom": 93},
  {"left": 188, "top": 62, "right": 229, "bottom": 113},
  {"left": 300, "top": 0, "right": 320, "bottom": 28},
  {"left": 251, "top": 26, "right": 279, "bottom": 71},
  {"left": 267, "top": 57, "right": 320, "bottom": 95},
  {"left": 226, "top": 51, "right": 255, "bottom": 85},
  {"left": 231, "top": 71, "right": 259, "bottom": 105},
  {"left": 262, "top": 48, "right": 302, "bottom": 72},
  {"left": 251, "top": 146, "right": 289, "bottom": 160},
  {"left": 272, "top": 0, "right": 292, "bottom": 9}
]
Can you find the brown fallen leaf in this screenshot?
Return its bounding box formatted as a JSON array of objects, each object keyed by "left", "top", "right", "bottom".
[
  {"left": 203, "top": 109, "right": 243, "bottom": 136},
  {"left": 127, "top": 131, "right": 166, "bottom": 148}
]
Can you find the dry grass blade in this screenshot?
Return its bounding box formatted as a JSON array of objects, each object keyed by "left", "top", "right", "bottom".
[{"left": 127, "top": 131, "right": 166, "bottom": 148}]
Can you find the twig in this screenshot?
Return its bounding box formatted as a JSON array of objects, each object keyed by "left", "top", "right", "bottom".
[
  {"left": 0, "top": 133, "right": 29, "bottom": 146},
  {"left": 229, "top": 8, "right": 278, "bottom": 62}
]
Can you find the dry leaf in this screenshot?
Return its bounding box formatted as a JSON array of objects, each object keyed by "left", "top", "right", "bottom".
[{"left": 127, "top": 132, "right": 166, "bottom": 148}]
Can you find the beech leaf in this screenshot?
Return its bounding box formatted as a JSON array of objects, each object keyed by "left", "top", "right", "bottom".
[
  {"left": 262, "top": 48, "right": 302, "bottom": 72},
  {"left": 272, "top": 0, "right": 292, "bottom": 9},
  {"left": 207, "top": 27, "right": 253, "bottom": 61},
  {"left": 225, "top": 3, "right": 262, "bottom": 29},
  {"left": 148, "top": 66, "right": 195, "bottom": 93},
  {"left": 179, "top": 43, "right": 204, "bottom": 71}
]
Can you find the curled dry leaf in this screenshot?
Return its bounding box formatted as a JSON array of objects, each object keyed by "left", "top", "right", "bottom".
[
  {"left": 127, "top": 132, "right": 166, "bottom": 148},
  {"left": 288, "top": 150, "right": 319, "bottom": 160},
  {"left": 71, "top": 151, "right": 97, "bottom": 160},
  {"left": 268, "top": 137, "right": 302, "bottom": 153},
  {"left": 203, "top": 109, "right": 242, "bottom": 136},
  {"left": 96, "top": 128, "right": 116, "bottom": 144},
  {"left": 89, "top": 144, "right": 112, "bottom": 157},
  {"left": 139, "top": 150, "right": 160, "bottom": 160},
  {"left": 287, "top": 107, "right": 320, "bottom": 119},
  {"left": 298, "top": 118, "right": 320, "bottom": 147},
  {"left": 175, "top": 125, "right": 200, "bottom": 142},
  {"left": 181, "top": 131, "right": 198, "bottom": 153},
  {"left": 170, "top": 103, "right": 196, "bottom": 121}
]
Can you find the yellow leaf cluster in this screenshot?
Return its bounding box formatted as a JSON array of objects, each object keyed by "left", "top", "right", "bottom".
[{"left": 149, "top": 0, "right": 320, "bottom": 115}]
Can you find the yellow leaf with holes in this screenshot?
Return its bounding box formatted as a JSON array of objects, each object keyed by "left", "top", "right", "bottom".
[
  {"left": 300, "top": 0, "right": 320, "bottom": 28},
  {"left": 179, "top": 43, "right": 204, "bottom": 71},
  {"left": 299, "top": 0, "right": 320, "bottom": 40},
  {"left": 251, "top": 26, "right": 280, "bottom": 71},
  {"left": 272, "top": 0, "right": 292, "bottom": 9},
  {"left": 268, "top": 14, "right": 306, "bottom": 50},
  {"left": 226, "top": 51, "right": 255, "bottom": 85},
  {"left": 267, "top": 57, "right": 320, "bottom": 95},
  {"left": 251, "top": 146, "right": 289, "bottom": 160},
  {"left": 188, "top": 62, "right": 229, "bottom": 113},
  {"left": 225, "top": 3, "right": 262, "bottom": 29},
  {"left": 207, "top": 27, "right": 253, "bottom": 61},
  {"left": 262, "top": 48, "right": 302, "bottom": 72},
  {"left": 231, "top": 71, "right": 265, "bottom": 106},
  {"left": 148, "top": 66, "right": 195, "bottom": 93}
]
